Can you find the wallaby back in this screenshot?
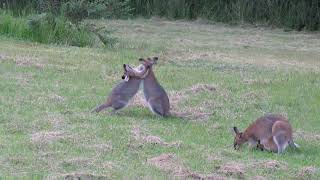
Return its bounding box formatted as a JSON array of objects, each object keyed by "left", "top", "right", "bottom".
[{"left": 262, "top": 120, "right": 293, "bottom": 153}]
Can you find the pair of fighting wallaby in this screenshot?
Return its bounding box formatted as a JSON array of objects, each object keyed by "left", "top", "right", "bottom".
[
  {"left": 93, "top": 57, "right": 170, "bottom": 117},
  {"left": 233, "top": 114, "right": 299, "bottom": 154},
  {"left": 92, "top": 57, "right": 299, "bottom": 154}
]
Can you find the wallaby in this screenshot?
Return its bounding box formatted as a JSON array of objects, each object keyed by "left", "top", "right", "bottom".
[
  {"left": 92, "top": 64, "right": 149, "bottom": 113},
  {"left": 233, "top": 114, "right": 299, "bottom": 153},
  {"left": 126, "top": 57, "right": 170, "bottom": 117}
]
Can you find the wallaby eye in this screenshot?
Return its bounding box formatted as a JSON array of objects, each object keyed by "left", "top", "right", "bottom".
[{"left": 239, "top": 133, "right": 243, "bottom": 138}]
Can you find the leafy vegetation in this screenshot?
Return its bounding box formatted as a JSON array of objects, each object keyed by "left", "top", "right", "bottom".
[
  {"left": 130, "top": 0, "right": 320, "bottom": 31},
  {"left": 1, "top": 0, "right": 319, "bottom": 31},
  {"left": 0, "top": 12, "right": 95, "bottom": 47}
]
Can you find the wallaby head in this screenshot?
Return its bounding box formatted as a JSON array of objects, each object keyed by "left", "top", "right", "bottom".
[
  {"left": 138, "top": 57, "right": 158, "bottom": 69},
  {"left": 121, "top": 63, "right": 149, "bottom": 81},
  {"left": 233, "top": 127, "right": 247, "bottom": 150}
]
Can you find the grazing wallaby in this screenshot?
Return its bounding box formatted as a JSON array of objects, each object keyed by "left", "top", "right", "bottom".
[
  {"left": 127, "top": 57, "right": 170, "bottom": 117},
  {"left": 233, "top": 114, "right": 299, "bottom": 153},
  {"left": 92, "top": 64, "right": 149, "bottom": 113}
]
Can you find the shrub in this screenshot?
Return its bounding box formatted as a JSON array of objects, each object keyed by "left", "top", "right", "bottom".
[{"left": 0, "top": 12, "right": 95, "bottom": 47}]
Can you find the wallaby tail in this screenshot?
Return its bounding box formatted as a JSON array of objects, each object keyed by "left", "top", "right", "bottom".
[
  {"left": 92, "top": 102, "right": 111, "bottom": 113},
  {"left": 289, "top": 140, "right": 300, "bottom": 149}
]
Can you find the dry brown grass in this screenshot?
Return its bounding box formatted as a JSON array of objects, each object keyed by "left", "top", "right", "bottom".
[
  {"left": 63, "top": 173, "right": 108, "bottom": 180},
  {"left": 147, "top": 153, "right": 227, "bottom": 180},
  {"left": 217, "top": 162, "right": 246, "bottom": 177},
  {"left": 294, "top": 130, "right": 320, "bottom": 142},
  {"left": 260, "top": 160, "right": 287, "bottom": 170},
  {"left": 131, "top": 125, "right": 182, "bottom": 148},
  {"left": 170, "top": 84, "right": 217, "bottom": 120},
  {"left": 31, "top": 131, "right": 67, "bottom": 144},
  {"left": 297, "top": 166, "right": 318, "bottom": 178}
]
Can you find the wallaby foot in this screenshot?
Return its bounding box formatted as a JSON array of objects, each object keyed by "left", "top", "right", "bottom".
[
  {"left": 92, "top": 103, "right": 111, "bottom": 113},
  {"left": 148, "top": 99, "right": 169, "bottom": 117},
  {"left": 257, "top": 140, "right": 264, "bottom": 151},
  {"left": 289, "top": 140, "right": 300, "bottom": 149}
]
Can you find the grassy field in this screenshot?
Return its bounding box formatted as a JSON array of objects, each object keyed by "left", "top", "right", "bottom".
[{"left": 0, "top": 18, "right": 320, "bottom": 179}]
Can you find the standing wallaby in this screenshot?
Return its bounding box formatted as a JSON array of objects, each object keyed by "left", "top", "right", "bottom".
[
  {"left": 92, "top": 64, "right": 149, "bottom": 113},
  {"left": 233, "top": 114, "right": 299, "bottom": 153},
  {"left": 126, "top": 57, "right": 170, "bottom": 117}
]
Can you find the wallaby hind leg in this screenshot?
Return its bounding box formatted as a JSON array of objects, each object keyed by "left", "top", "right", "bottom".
[
  {"left": 148, "top": 98, "right": 166, "bottom": 117},
  {"left": 273, "top": 135, "right": 288, "bottom": 154},
  {"left": 92, "top": 103, "right": 111, "bottom": 113},
  {"left": 111, "top": 100, "right": 128, "bottom": 111},
  {"left": 289, "top": 140, "right": 300, "bottom": 149}
]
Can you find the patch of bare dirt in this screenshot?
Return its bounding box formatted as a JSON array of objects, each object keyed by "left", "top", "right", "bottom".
[
  {"left": 262, "top": 160, "right": 284, "bottom": 170},
  {"left": 0, "top": 53, "right": 45, "bottom": 69},
  {"left": 31, "top": 131, "right": 67, "bottom": 144},
  {"left": 0, "top": 53, "right": 10, "bottom": 60},
  {"left": 14, "top": 56, "right": 44, "bottom": 69},
  {"left": 169, "top": 84, "right": 217, "bottom": 120},
  {"left": 186, "top": 84, "right": 217, "bottom": 93},
  {"left": 44, "top": 112, "right": 65, "bottom": 129},
  {"left": 10, "top": 72, "right": 34, "bottom": 86},
  {"left": 48, "top": 93, "right": 65, "bottom": 102},
  {"left": 147, "top": 153, "right": 227, "bottom": 180},
  {"left": 207, "top": 154, "right": 222, "bottom": 162},
  {"left": 130, "top": 91, "right": 147, "bottom": 107},
  {"left": 63, "top": 157, "right": 94, "bottom": 166},
  {"left": 217, "top": 162, "right": 246, "bottom": 177},
  {"left": 297, "top": 166, "right": 318, "bottom": 178},
  {"left": 171, "top": 106, "right": 214, "bottom": 121},
  {"left": 88, "top": 142, "right": 113, "bottom": 152},
  {"left": 102, "top": 161, "right": 118, "bottom": 170},
  {"left": 131, "top": 125, "right": 181, "bottom": 148},
  {"left": 248, "top": 160, "right": 287, "bottom": 171},
  {"left": 64, "top": 173, "right": 108, "bottom": 180},
  {"left": 294, "top": 130, "right": 320, "bottom": 142},
  {"left": 250, "top": 176, "right": 266, "bottom": 180}
]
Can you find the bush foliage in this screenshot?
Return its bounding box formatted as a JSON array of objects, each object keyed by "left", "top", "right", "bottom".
[
  {"left": 0, "top": 0, "right": 319, "bottom": 33},
  {"left": 0, "top": 12, "right": 95, "bottom": 47}
]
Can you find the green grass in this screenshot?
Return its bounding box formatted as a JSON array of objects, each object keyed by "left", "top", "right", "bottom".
[
  {"left": 0, "top": 19, "right": 320, "bottom": 179},
  {"left": 0, "top": 13, "right": 96, "bottom": 47}
]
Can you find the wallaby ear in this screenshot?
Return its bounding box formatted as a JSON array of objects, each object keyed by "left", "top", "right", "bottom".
[
  {"left": 233, "top": 127, "right": 239, "bottom": 134},
  {"left": 138, "top": 58, "right": 144, "bottom": 62},
  {"left": 123, "top": 64, "right": 126, "bottom": 70}
]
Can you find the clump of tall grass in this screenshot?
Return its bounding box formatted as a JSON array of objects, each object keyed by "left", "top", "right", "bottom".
[
  {"left": 0, "top": 12, "right": 96, "bottom": 47},
  {"left": 130, "top": 0, "right": 320, "bottom": 31}
]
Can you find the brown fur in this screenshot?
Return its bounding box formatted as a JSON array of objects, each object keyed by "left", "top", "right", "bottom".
[{"left": 233, "top": 114, "right": 297, "bottom": 153}]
